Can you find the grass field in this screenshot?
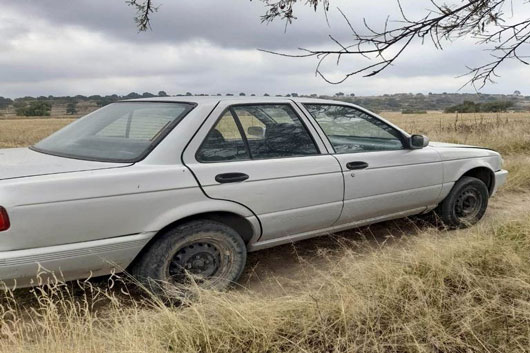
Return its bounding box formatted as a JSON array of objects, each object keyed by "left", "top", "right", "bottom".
[{"left": 0, "top": 111, "right": 529, "bottom": 352}]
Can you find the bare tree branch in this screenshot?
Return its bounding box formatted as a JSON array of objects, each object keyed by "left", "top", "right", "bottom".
[
  {"left": 128, "top": 0, "right": 530, "bottom": 89},
  {"left": 127, "top": 0, "right": 158, "bottom": 31},
  {"left": 261, "top": 0, "right": 530, "bottom": 89}
]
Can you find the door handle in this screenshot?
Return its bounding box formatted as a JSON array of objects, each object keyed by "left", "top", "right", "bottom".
[
  {"left": 346, "top": 161, "right": 369, "bottom": 170},
  {"left": 215, "top": 172, "right": 249, "bottom": 184}
]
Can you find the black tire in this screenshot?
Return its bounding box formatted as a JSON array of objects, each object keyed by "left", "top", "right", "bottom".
[
  {"left": 435, "top": 176, "right": 489, "bottom": 229},
  {"left": 131, "top": 220, "right": 247, "bottom": 294}
]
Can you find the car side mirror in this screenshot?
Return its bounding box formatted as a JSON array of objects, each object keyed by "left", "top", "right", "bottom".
[
  {"left": 409, "top": 134, "right": 429, "bottom": 149},
  {"left": 247, "top": 126, "right": 265, "bottom": 138}
]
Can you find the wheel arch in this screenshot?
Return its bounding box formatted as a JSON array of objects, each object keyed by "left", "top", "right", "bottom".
[
  {"left": 460, "top": 166, "right": 495, "bottom": 195},
  {"left": 127, "top": 208, "right": 260, "bottom": 271},
  {"left": 443, "top": 158, "right": 498, "bottom": 197}
]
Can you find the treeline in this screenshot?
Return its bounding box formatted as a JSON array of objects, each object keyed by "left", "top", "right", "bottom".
[
  {"left": 0, "top": 91, "right": 527, "bottom": 117},
  {"left": 0, "top": 91, "right": 171, "bottom": 117},
  {"left": 444, "top": 100, "right": 515, "bottom": 113}
]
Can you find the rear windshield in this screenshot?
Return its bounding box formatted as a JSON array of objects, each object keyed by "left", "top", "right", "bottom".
[{"left": 32, "top": 102, "right": 195, "bottom": 162}]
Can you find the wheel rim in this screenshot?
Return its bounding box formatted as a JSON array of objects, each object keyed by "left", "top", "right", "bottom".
[
  {"left": 454, "top": 187, "right": 482, "bottom": 221},
  {"left": 168, "top": 242, "right": 222, "bottom": 283}
]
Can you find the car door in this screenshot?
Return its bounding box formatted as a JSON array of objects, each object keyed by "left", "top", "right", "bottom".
[
  {"left": 301, "top": 103, "right": 443, "bottom": 226},
  {"left": 182, "top": 100, "right": 344, "bottom": 241}
]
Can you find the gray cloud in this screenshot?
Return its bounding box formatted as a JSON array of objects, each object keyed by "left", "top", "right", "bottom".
[{"left": 0, "top": 0, "right": 528, "bottom": 98}]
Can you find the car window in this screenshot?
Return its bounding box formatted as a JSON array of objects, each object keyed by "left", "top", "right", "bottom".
[
  {"left": 196, "top": 110, "right": 250, "bottom": 162},
  {"left": 232, "top": 105, "right": 319, "bottom": 159},
  {"left": 97, "top": 108, "right": 175, "bottom": 140},
  {"left": 33, "top": 102, "right": 193, "bottom": 162},
  {"left": 197, "top": 104, "right": 320, "bottom": 162},
  {"left": 304, "top": 104, "right": 404, "bottom": 154}
]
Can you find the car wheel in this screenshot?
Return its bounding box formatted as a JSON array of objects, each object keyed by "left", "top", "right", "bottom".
[
  {"left": 435, "top": 176, "right": 489, "bottom": 228},
  {"left": 131, "top": 220, "right": 247, "bottom": 294}
]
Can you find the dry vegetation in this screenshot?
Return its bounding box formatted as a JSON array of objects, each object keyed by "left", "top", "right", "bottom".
[{"left": 0, "top": 111, "right": 529, "bottom": 352}]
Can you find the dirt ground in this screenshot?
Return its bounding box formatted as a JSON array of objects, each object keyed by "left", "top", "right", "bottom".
[{"left": 241, "top": 190, "right": 530, "bottom": 294}]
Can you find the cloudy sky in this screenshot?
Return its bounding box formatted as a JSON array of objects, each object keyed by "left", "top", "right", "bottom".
[{"left": 1, "top": 0, "right": 529, "bottom": 98}]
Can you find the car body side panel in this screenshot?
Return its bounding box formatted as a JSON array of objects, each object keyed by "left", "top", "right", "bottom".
[
  {"left": 332, "top": 148, "right": 444, "bottom": 224},
  {"left": 0, "top": 165, "right": 258, "bottom": 251}
]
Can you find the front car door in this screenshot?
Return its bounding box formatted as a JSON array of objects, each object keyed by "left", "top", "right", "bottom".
[
  {"left": 183, "top": 100, "right": 344, "bottom": 242},
  {"left": 300, "top": 102, "right": 443, "bottom": 226}
]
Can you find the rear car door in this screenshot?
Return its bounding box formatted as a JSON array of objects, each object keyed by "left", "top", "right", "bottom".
[
  {"left": 183, "top": 100, "right": 344, "bottom": 241},
  {"left": 301, "top": 103, "right": 443, "bottom": 226}
]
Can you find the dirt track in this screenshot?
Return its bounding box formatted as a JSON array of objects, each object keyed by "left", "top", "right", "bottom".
[{"left": 241, "top": 191, "right": 530, "bottom": 294}]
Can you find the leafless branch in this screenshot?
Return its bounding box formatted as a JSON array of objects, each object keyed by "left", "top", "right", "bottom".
[
  {"left": 127, "top": 0, "right": 158, "bottom": 31},
  {"left": 128, "top": 0, "right": 530, "bottom": 89},
  {"left": 261, "top": 0, "right": 530, "bottom": 89}
]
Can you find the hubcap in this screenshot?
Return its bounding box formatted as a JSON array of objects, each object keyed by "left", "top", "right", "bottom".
[
  {"left": 169, "top": 242, "right": 221, "bottom": 283},
  {"left": 455, "top": 188, "right": 482, "bottom": 221}
]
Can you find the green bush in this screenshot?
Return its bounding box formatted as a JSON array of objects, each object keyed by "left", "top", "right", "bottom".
[
  {"left": 445, "top": 100, "right": 514, "bottom": 113},
  {"left": 15, "top": 101, "right": 52, "bottom": 116}
]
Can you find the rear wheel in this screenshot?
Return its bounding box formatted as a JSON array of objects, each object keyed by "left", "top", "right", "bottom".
[
  {"left": 131, "top": 220, "right": 247, "bottom": 295},
  {"left": 435, "top": 176, "right": 489, "bottom": 228}
]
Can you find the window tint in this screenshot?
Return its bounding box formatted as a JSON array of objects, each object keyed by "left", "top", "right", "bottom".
[
  {"left": 97, "top": 108, "right": 175, "bottom": 140},
  {"left": 196, "top": 111, "right": 250, "bottom": 162},
  {"left": 304, "top": 104, "right": 404, "bottom": 154},
  {"left": 197, "top": 104, "right": 319, "bottom": 162},
  {"left": 33, "top": 102, "right": 192, "bottom": 162},
  {"left": 232, "top": 105, "right": 318, "bottom": 159}
]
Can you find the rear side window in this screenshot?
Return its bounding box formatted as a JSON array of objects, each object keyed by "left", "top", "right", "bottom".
[
  {"left": 196, "top": 111, "right": 250, "bottom": 162},
  {"left": 197, "top": 104, "right": 319, "bottom": 162}
]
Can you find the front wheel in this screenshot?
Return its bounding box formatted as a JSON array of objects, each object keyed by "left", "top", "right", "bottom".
[
  {"left": 435, "top": 176, "right": 489, "bottom": 229},
  {"left": 131, "top": 220, "right": 247, "bottom": 295}
]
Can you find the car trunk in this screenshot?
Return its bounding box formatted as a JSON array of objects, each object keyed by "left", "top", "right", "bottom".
[{"left": 0, "top": 148, "right": 131, "bottom": 180}]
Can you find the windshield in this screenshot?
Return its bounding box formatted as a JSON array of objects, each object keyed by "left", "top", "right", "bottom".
[{"left": 32, "top": 102, "right": 195, "bottom": 162}]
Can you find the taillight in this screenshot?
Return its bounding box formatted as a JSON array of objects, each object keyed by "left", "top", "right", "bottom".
[{"left": 0, "top": 207, "right": 10, "bottom": 232}]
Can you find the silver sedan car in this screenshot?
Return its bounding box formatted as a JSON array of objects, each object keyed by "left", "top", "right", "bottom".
[{"left": 0, "top": 97, "right": 508, "bottom": 290}]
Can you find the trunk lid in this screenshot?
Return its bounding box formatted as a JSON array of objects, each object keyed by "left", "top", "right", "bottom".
[{"left": 0, "top": 148, "right": 130, "bottom": 180}]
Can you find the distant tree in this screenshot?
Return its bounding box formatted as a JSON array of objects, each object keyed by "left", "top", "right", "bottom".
[
  {"left": 264, "top": 93, "right": 270, "bottom": 96},
  {"left": 185, "top": 92, "right": 192, "bottom": 96},
  {"left": 66, "top": 102, "right": 78, "bottom": 115},
  {"left": 142, "top": 92, "right": 155, "bottom": 98},
  {"left": 0, "top": 97, "right": 12, "bottom": 110},
  {"left": 514, "top": 90, "right": 522, "bottom": 96},
  {"left": 226, "top": 93, "right": 234, "bottom": 96},
  {"left": 350, "top": 93, "right": 355, "bottom": 97},
  {"left": 216, "top": 93, "right": 222, "bottom": 96},
  {"left": 95, "top": 96, "right": 118, "bottom": 107},
  {"left": 16, "top": 101, "right": 52, "bottom": 116},
  {"left": 444, "top": 100, "right": 514, "bottom": 113},
  {"left": 158, "top": 90, "right": 169, "bottom": 97},
  {"left": 125, "top": 92, "right": 142, "bottom": 99},
  {"left": 239, "top": 92, "right": 246, "bottom": 96},
  {"left": 291, "top": 93, "right": 299, "bottom": 97},
  {"left": 251, "top": 93, "right": 256, "bottom": 96},
  {"left": 335, "top": 92, "right": 345, "bottom": 97}
]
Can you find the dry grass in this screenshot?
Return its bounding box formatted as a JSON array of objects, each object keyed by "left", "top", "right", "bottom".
[
  {"left": 0, "top": 112, "right": 529, "bottom": 352},
  {"left": 1, "top": 218, "right": 530, "bottom": 352},
  {"left": 0, "top": 118, "right": 73, "bottom": 148}
]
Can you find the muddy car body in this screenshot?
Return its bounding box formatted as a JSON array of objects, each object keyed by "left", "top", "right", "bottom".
[{"left": 0, "top": 97, "right": 508, "bottom": 288}]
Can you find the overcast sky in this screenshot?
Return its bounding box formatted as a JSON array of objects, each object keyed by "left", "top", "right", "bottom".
[{"left": 1, "top": 0, "right": 529, "bottom": 98}]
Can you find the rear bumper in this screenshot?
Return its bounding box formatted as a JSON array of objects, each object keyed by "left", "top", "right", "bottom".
[
  {"left": 492, "top": 169, "right": 508, "bottom": 196},
  {"left": 0, "top": 232, "right": 154, "bottom": 289}
]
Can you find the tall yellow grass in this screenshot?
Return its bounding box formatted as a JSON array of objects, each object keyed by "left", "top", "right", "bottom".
[{"left": 1, "top": 218, "right": 530, "bottom": 352}]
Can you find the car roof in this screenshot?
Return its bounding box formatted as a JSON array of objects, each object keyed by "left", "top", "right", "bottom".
[{"left": 123, "top": 96, "right": 343, "bottom": 105}]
